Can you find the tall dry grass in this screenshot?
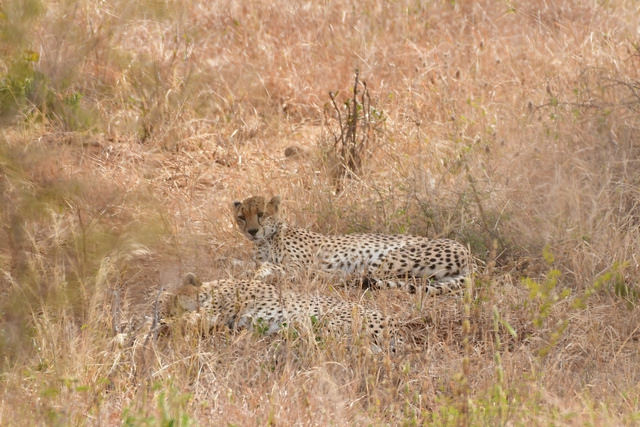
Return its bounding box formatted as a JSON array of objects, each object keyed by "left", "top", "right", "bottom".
[{"left": 1, "top": 0, "right": 639, "bottom": 424}]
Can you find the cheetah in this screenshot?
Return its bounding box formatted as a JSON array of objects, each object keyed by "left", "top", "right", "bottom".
[
  {"left": 233, "top": 195, "right": 473, "bottom": 295},
  {"left": 159, "top": 273, "right": 401, "bottom": 351}
]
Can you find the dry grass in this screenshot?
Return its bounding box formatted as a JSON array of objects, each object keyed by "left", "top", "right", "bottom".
[{"left": 1, "top": 0, "right": 640, "bottom": 424}]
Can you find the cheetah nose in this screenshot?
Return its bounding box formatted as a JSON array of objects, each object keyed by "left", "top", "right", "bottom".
[{"left": 247, "top": 228, "right": 258, "bottom": 236}]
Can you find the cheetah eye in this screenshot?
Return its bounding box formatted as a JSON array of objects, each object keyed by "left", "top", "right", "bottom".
[
  {"left": 257, "top": 212, "right": 264, "bottom": 218},
  {"left": 237, "top": 215, "right": 246, "bottom": 222}
]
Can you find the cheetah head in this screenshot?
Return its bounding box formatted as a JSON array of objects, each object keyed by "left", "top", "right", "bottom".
[
  {"left": 160, "top": 272, "right": 203, "bottom": 317},
  {"left": 232, "top": 195, "right": 281, "bottom": 241}
]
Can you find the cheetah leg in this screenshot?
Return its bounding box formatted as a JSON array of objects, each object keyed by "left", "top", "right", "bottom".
[
  {"left": 255, "top": 261, "right": 319, "bottom": 284},
  {"left": 254, "top": 262, "right": 287, "bottom": 281},
  {"left": 359, "top": 275, "right": 468, "bottom": 296},
  {"left": 422, "top": 275, "right": 468, "bottom": 296}
]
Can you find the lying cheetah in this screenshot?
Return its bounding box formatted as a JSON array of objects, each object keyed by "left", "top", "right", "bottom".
[
  {"left": 233, "top": 195, "right": 473, "bottom": 295},
  {"left": 159, "top": 273, "right": 401, "bottom": 351}
]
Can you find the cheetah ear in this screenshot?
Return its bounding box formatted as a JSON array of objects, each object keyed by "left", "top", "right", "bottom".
[
  {"left": 182, "top": 272, "right": 202, "bottom": 287},
  {"left": 266, "top": 196, "right": 281, "bottom": 216}
]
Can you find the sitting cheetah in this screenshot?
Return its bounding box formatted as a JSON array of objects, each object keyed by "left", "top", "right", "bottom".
[
  {"left": 233, "top": 195, "right": 473, "bottom": 295},
  {"left": 159, "top": 273, "right": 401, "bottom": 351}
]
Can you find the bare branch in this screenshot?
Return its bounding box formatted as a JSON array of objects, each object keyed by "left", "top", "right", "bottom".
[
  {"left": 323, "top": 70, "right": 385, "bottom": 192},
  {"left": 111, "top": 288, "right": 121, "bottom": 335}
]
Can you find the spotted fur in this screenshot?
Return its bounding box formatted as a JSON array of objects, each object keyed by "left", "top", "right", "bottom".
[
  {"left": 233, "top": 195, "right": 473, "bottom": 295},
  {"left": 160, "top": 273, "right": 401, "bottom": 351}
]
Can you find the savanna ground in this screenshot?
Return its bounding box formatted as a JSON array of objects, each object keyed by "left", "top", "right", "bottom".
[{"left": 1, "top": 0, "right": 640, "bottom": 425}]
